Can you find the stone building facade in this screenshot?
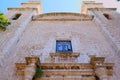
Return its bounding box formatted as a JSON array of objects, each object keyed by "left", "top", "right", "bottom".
[
  {"left": 0, "top": 0, "right": 120, "bottom": 80},
  {"left": 94, "top": 0, "right": 120, "bottom": 13}
]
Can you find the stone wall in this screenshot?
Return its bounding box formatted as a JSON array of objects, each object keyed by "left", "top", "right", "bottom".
[
  {"left": 1, "top": 18, "right": 117, "bottom": 79},
  {"left": 0, "top": 1, "right": 120, "bottom": 80},
  {"left": 0, "top": 9, "right": 35, "bottom": 80},
  {"left": 93, "top": 11, "right": 120, "bottom": 55},
  {"left": 91, "top": 10, "right": 120, "bottom": 80}
]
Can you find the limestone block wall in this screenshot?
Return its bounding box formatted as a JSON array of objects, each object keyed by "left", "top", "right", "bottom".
[
  {"left": 13, "top": 21, "right": 113, "bottom": 56},
  {"left": 0, "top": 10, "right": 34, "bottom": 53},
  {"left": 91, "top": 10, "right": 120, "bottom": 80},
  {"left": 91, "top": 10, "right": 120, "bottom": 56},
  {"left": 0, "top": 12, "right": 119, "bottom": 80},
  {"left": 0, "top": 10, "right": 35, "bottom": 69},
  {"left": 96, "top": 0, "right": 120, "bottom": 13},
  {"left": 21, "top": 2, "right": 42, "bottom": 15},
  {"left": 86, "top": 0, "right": 120, "bottom": 12},
  {"left": 81, "top": 1, "right": 103, "bottom": 14},
  {"left": 0, "top": 0, "right": 119, "bottom": 80},
  {"left": 0, "top": 16, "right": 119, "bottom": 80},
  {"left": 15, "top": 19, "right": 120, "bottom": 79}
]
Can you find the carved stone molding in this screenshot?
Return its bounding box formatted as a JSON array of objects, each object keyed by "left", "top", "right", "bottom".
[
  {"left": 95, "top": 67, "right": 108, "bottom": 80},
  {"left": 15, "top": 55, "right": 114, "bottom": 80},
  {"left": 88, "top": 8, "right": 117, "bottom": 11},
  {"left": 32, "top": 13, "right": 94, "bottom": 21},
  {"left": 8, "top": 8, "right": 37, "bottom": 11},
  {"left": 24, "top": 63, "right": 36, "bottom": 80},
  {"left": 50, "top": 53, "right": 80, "bottom": 58}
]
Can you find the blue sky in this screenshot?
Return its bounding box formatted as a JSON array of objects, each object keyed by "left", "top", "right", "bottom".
[{"left": 0, "top": 0, "right": 83, "bottom": 13}]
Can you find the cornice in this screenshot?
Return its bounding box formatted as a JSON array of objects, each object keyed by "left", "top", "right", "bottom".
[
  {"left": 88, "top": 8, "right": 117, "bottom": 11},
  {"left": 85, "top": 3, "right": 103, "bottom": 5},
  {"left": 32, "top": 12, "right": 94, "bottom": 21},
  {"left": 8, "top": 8, "right": 37, "bottom": 11},
  {"left": 21, "top": 2, "right": 41, "bottom": 5}
]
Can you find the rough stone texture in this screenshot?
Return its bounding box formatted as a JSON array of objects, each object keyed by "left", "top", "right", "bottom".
[
  {"left": 81, "top": 1, "right": 103, "bottom": 14},
  {"left": 0, "top": 8, "right": 35, "bottom": 80},
  {"left": 21, "top": 2, "right": 42, "bottom": 15},
  {"left": 0, "top": 10, "right": 34, "bottom": 60},
  {"left": 86, "top": 0, "right": 120, "bottom": 13},
  {"left": 0, "top": 1, "right": 120, "bottom": 80},
  {"left": 1, "top": 20, "right": 116, "bottom": 80},
  {"left": 96, "top": 0, "right": 120, "bottom": 13},
  {"left": 93, "top": 11, "right": 120, "bottom": 54}
]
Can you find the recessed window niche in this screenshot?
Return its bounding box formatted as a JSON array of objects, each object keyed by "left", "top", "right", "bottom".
[
  {"left": 12, "top": 13, "right": 21, "bottom": 20},
  {"left": 103, "top": 13, "right": 112, "bottom": 20}
]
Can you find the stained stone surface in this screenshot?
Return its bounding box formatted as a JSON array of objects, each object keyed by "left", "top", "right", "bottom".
[{"left": 0, "top": 1, "right": 120, "bottom": 80}]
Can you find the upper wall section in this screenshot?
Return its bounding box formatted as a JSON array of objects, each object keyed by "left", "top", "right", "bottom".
[
  {"left": 95, "top": 0, "right": 120, "bottom": 13},
  {"left": 21, "top": 2, "right": 42, "bottom": 15},
  {"left": 33, "top": 12, "right": 94, "bottom": 21},
  {"left": 7, "top": 1, "right": 42, "bottom": 16},
  {"left": 81, "top": 1, "right": 103, "bottom": 14}
]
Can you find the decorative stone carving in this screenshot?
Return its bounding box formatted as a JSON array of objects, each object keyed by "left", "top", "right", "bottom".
[
  {"left": 24, "top": 63, "right": 36, "bottom": 80},
  {"left": 95, "top": 67, "right": 108, "bottom": 80},
  {"left": 50, "top": 53, "right": 80, "bottom": 58},
  {"left": 88, "top": 8, "right": 116, "bottom": 11},
  {"left": 15, "top": 57, "right": 40, "bottom": 80},
  {"left": 15, "top": 55, "right": 114, "bottom": 80},
  {"left": 32, "top": 13, "right": 94, "bottom": 21},
  {"left": 8, "top": 8, "right": 37, "bottom": 11},
  {"left": 89, "top": 55, "right": 114, "bottom": 80}
]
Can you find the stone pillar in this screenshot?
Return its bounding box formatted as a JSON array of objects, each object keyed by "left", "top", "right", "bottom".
[
  {"left": 24, "top": 63, "right": 36, "bottom": 80},
  {"left": 95, "top": 67, "right": 108, "bottom": 80}
]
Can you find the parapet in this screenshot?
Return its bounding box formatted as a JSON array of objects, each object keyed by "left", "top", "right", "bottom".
[{"left": 32, "top": 12, "right": 94, "bottom": 21}]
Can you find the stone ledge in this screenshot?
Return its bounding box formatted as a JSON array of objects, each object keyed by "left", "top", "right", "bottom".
[
  {"left": 36, "top": 77, "right": 96, "bottom": 80},
  {"left": 29, "top": 0, "right": 41, "bottom": 2},
  {"left": 32, "top": 13, "right": 94, "bottom": 21},
  {"left": 95, "top": 63, "right": 114, "bottom": 69},
  {"left": 36, "top": 13, "right": 92, "bottom": 17},
  {"left": 25, "top": 56, "right": 40, "bottom": 65},
  {"left": 84, "top": 3, "right": 103, "bottom": 5},
  {"left": 50, "top": 53, "right": 80, "bottom": 58},
  {"left": 8, "top": 8, "right": 37, "bottom": 11},
  {"left": 43, "top": 70, "right": 95, "bottom": 76},
  {"left": 16, "top": 69, "right": 95, "bottom": 76},
  {"left": 88, "top": 8, "right": 117, "bottom": 11},
  {"left": 16, "top": 63, "right": 27, "bottom": 70},
  {"left": 82, "top": 1, "right": 95, "bottom": 3},
  {"left": 33, "top": 19, "right": 93, "bottom": 21},
  {"left": 21, "top": 2, "right": 41, "bottom": 5},
  {"left": 40, "top": 63, "right": 94, "bottom": 69}
]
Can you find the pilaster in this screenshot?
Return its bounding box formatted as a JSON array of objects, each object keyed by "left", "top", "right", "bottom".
[
  {"left": 95, "top": 67, "right": 108, "bottom": 80},
  {"left": 24, "top": 63, "right": 36, "bottom": 80}
]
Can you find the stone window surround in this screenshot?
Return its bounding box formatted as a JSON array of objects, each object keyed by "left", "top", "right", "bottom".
[{"left": 11, "top": 13, "right": 22, "bottom": 20}]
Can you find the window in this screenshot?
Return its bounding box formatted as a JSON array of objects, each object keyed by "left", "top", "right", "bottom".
[
  {"left": 12, "top": 13, "right": 21, "bottom": 20},
  {"left": 103, "top": 13, "right": 112, "bottom": 20},
  {"left": 56, "top": 40, "right": 72, "bottom": 53}
]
